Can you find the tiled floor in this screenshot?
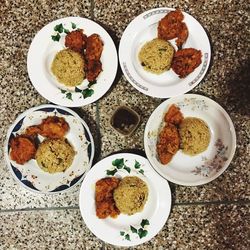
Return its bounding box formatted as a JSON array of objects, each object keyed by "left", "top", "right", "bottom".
[{"left": 0, "top": 0, "right": 249, "bottom": 249}]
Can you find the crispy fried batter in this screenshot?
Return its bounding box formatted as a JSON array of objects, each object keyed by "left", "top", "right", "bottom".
[
  {"left": 65, "top": 29, "right": 87, "bottom": 53},
  {"left": 86, "top": 34, "right": 103, "bottom": 61},
  {"left": 176, "top": 22, "right": 188, "bottom": 49},
  {"left": 85, "top": 34, "right": 103, "bottom": 81},
  {"left": 95, "top": 177, "right": 120, "bottom": 219},
  {"left": 25, "top": 116, "right": 69, "bottom": 139},
  {"left": 171, "top": 48, "right": 202, "bottom": 78},
  {"left": 85, "top": 60, "right": 102, "bottom": 82},
  {"left": 164, "top": 104, "right": 184, "bottom": 125},
  {"left": 158, "top": 9, "right": 188, "bottom": 48},
  {"left": 10, "top": 135, "right": 36, "bottom": 164},
  {"left": 157, "top": 104, "right": 184, "bottom": 165},
  {"left": 157, "top": 123, "right": 180, "bottom": 164}
]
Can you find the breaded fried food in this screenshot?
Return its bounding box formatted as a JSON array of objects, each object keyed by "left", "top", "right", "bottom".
[
  {"left": 95, "top": 177, "right": 120, "bottom": 219},
  {"left": 65, "top": 29, "right": 87, "bottom": 53},
  {"left": 164, "top": 104, "right": 184, "bottom": 125},
  {"left": 25, "top": 116, "right": 69, "bottom": 139},
  {"left": 176, "top": 22, "right": 189, "bottom": 49},
  {"left": 171, "top": 48, "right": 202, "bottom": 78},
  {"left": 158, "top": 9, "right": 184, "bottom": 40},
  {"left": 158, "top": 9, "right": 188, "bottom": 49},
  {"left": 157, "top": 123, "right": 180, "bottom": 164},
  {"left": 86, "top": 34, "right": 103, "bottom": 61},
  {"left": 10, "top": 135, "right": 36, "bottom": 164},
  {"left": 85, "top": 59, "right": 102, "bottom": 82}
]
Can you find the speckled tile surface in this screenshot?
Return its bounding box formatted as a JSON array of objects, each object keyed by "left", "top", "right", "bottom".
[
  {"left": 0, "top": 209, "right": 103, "bottom": 249},
  {"left": 1, "top": 204, "right": 249, "bottom": 249},
  {"left": 0, "top": 0, "right": 249, "bottom": 249}
]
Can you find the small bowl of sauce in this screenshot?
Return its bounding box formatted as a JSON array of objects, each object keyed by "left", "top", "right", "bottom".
[{"left": 110, "top": 106, "right": 140, "bottom": 136}]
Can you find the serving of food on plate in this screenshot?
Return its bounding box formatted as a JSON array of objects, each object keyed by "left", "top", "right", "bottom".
[
  {"left": 144, "top": 94, "right": 236, "bottom": 186},
  {"left": 27, "top": 17, "right": 118, "bottom": 107},
  {"left": 119, "top": 7, "right": 211, "bottom": 98},
  {"left": 79, "top": 153, "right": 171, "bottom": 247},
  {"left": 4, "top": 104, "right": 94, "bottom": 193}
]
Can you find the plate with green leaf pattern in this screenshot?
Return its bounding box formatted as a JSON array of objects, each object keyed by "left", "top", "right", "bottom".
[
  {"left": 27, "top": 17, "right": 118, "bottom": 107},
  {"left": 79, "top": 153, "right": 171, "bottom": 247}
]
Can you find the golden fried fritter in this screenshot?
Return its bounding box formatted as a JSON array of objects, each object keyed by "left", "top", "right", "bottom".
[
  {"left": 95, "top": 177, "right": 120, "bottom": 219},
  {"left": 171, "top": 48, "right": 202, "bottom": 78},
  {"left": 164, "top": 104, "right": 184, "bottom": 125},
  {"left": 25, "top": 116, "right": 69, "bottom": 139},
  {"left": 158, "top": 9, "right": 184, "bottom": 40},
  {"left": 10, "top": 135, "right": 36, "bottom": 164},
  {"left": 86, "top": 34, "right": 103, "bottom": 61},
  {"left": 158, "top": 9, "right": 188, "bottom": 49},
  {"left": 85, "top": 60, "right": 102, "bottom": 82},
  {"left": 176, "top": 22, "right": 189, "bottom": 49},
  {"left": 157, "top": 123, "right": 180, "bottom": 164},
  {"left": 65, "top": 29, "right": 87, "bottom": 53}
]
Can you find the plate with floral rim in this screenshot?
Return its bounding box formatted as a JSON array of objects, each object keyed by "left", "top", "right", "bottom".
[
  {"left": 4, "top": 104, "right": 94, "bottom": 193},
  {"left": 119, "top": 7, "right": 211, "bottom": 98},
  {"left": 27, "top": 17, "right": 118, "bottom": 107},
  {"left": 79, "top": 153, "right": 171, "bottom": 247},
  {"left": 144, "top": 94, "right": 236, "bottom": 186}
]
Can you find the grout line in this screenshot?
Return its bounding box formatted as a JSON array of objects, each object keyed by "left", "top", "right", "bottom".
[
  {"left": 0, "top": 206, "right": 79, "bottom": 214},
  {"left": 174, "top": 199, "right": 250, "bottom": 206},
  {"left": 0, "top": 200, "right": 249, "bottom": 214}
]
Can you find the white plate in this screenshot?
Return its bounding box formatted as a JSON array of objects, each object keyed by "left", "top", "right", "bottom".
[
  {"left": 119, "top": 8, "right": 211, "bottom": 98},
  {"left": 4, "top": 104, "right": 94, "bottom": 193},
  {"left": 27, "top": 17, "right": 118, "bottom": 107},
  {"left": 79, "top": 153, "right": 171, "bottom": 247},
  {"left": 144, "top": 94, "right": 236, "bottom": 186}
]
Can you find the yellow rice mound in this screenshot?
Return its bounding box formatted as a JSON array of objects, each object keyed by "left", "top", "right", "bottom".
[
  {"left": 36, "top": 138, "right": 75, "bottom": 173},
  {"left": 113, "top": 176, "right": 148, "bottom": 215},
  {"left": 179, "top": 117, "right": 211, "bottom": 156},
  {"left": 138, "top": 38, "right": 174, "bottom": 74},
  {"left": 51, "top": 49, "right": 85, "bottom": 87}
]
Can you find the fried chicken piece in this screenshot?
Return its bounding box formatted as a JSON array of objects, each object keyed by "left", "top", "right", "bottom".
[
  {"left": 65, "top": 29, "right": 87, "bottom": 53},
  {"left": 158, "top": 9, "right": 188, "bottom": 48},
  {"left": 95, "top": 177, "right": 120, "bottom": 219},
  {"left": 10, "top": 135, "right": 37, "bottom": 164},
  {"left": 86, "top": 34, "right": 103, "bottom": 61},
  {"left": 171, "top": 48, "right": 202, "bottom": 78},
  {"left": 25, "top": 116, "right": 69, "bottom": 139},
  {"left": 85, "top": 60, "right": 102, "bottom": 82},
  {"left": 176, "top": 22, "right": 189, "bottom": 49},
  {"left": 164, "top": 104, "right": 184, "bottom": 125},
  {"left": 157, "top": 123, "right": 180, "bottom": 165}
]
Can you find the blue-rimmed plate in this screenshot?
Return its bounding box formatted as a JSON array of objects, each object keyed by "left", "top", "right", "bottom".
[
  {"left": 4, "top": 104, "right": 94, "bottom": 193},
  {"left": 119, "top": 7, "right": 211, "bottom": 98},
  {"left": 144, "top": 94, "right": 236, "bottom": 186},
  {"left": 79, "top": 153, "right": 171, "bottom": 247}
]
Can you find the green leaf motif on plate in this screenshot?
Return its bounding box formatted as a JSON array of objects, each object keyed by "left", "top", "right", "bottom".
[
  {"left": 141, "top": 219, "right": 150, "bottom": 228},
  {"left": 112, "top": 158, "right": 124, "bottom": 169},
  {"left": 123, "top": 165, "right": 131, "bottom": 173},
  {"left": 51, "top": 33, "right": 60, "bottom": 41},
  {"left": 138, "top": 228, "right": 148, "bottom": 239},
  {"left": 134, "top": 160, "right": 141, "bottom": 169},
  {"left": 66, "top": 92, "right": 72, "bottom": 100},
  {"left": 106, "top": 169, "right": 117, "bottom": 176},
  {"left": 120, "top": 231, "right": 125, "bottom": 236},
  {"left": 138, "top": 169, "right": 144, "bottom": 175},
  {"left": 54, "top": 23, "right": 64, "bottom": 33},
  {"left": 125, "top": 234, "right": 130, "bottom": 241},
  {"left": 130, "top": 226, "right": 137, "bottom": 233},
  {"left": 71, "top": 22, "right": 77, "bottom": 29}
]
